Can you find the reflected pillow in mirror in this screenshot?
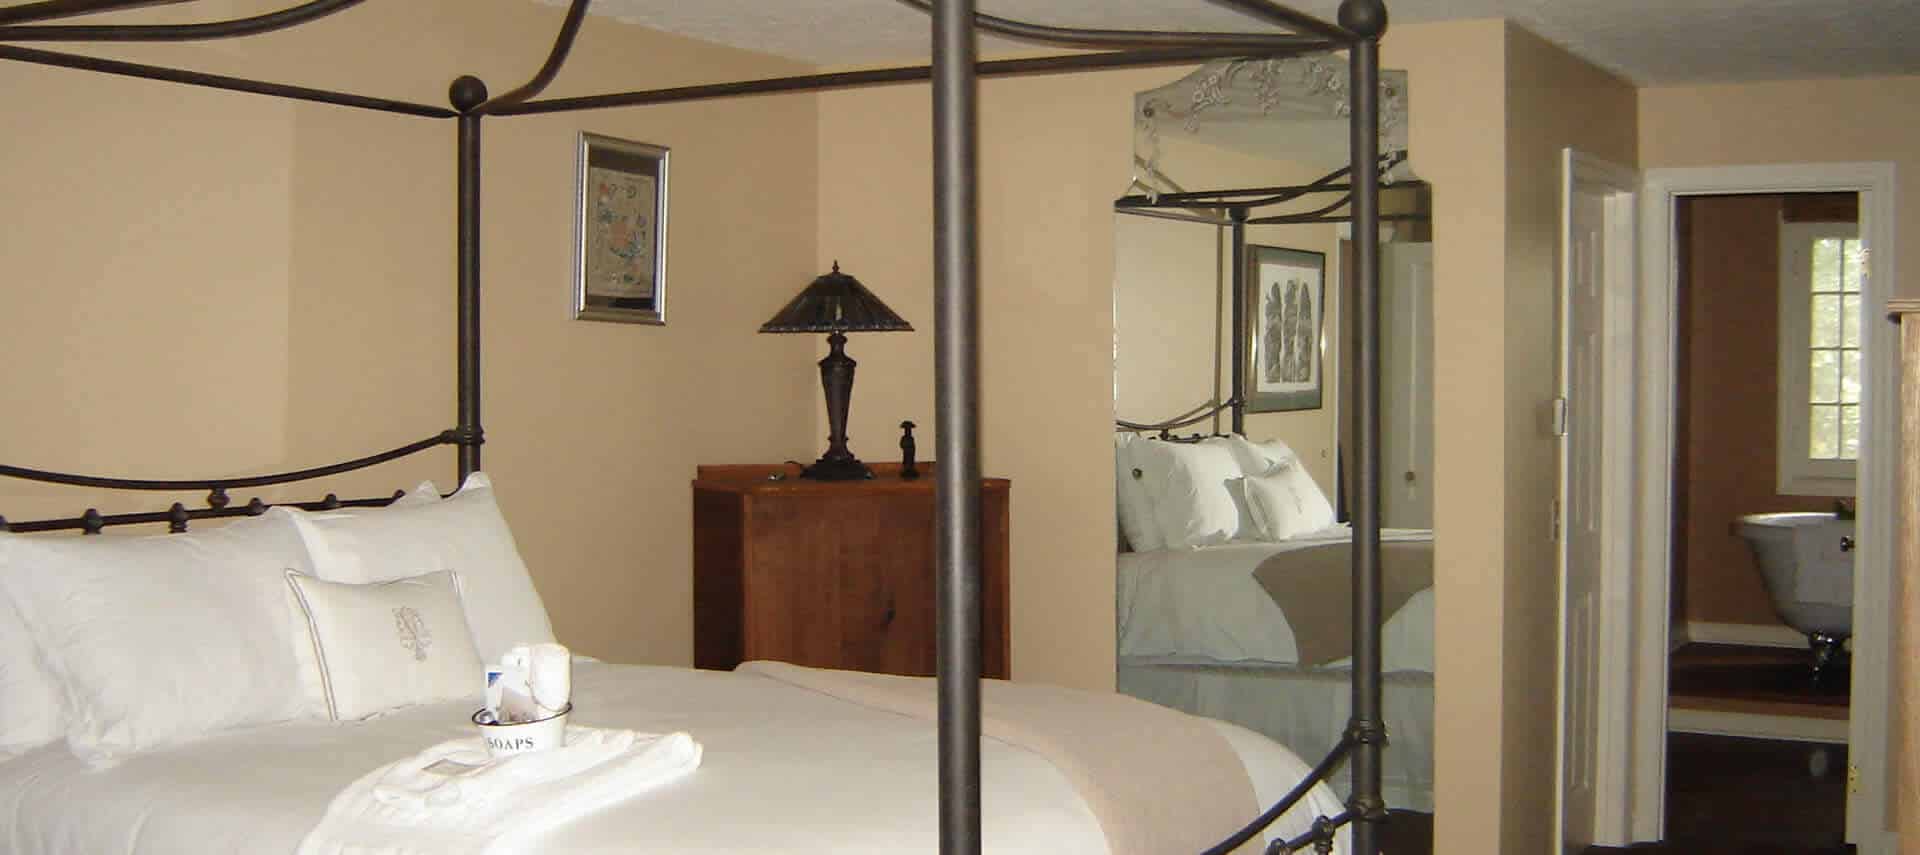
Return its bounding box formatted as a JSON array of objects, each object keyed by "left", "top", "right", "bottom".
[
  {"left": 1223, "top": 435, "right": 1300, "bottom": 476},
  {"left": 1132, "top": 437, "right": 1242, "bottom": 549},
  {"left": 1243, "top": 458, "right": 1336, "bottom": 540},
  {"left": 1114, "top": 433, "right": 1165, "bottom": 552}
]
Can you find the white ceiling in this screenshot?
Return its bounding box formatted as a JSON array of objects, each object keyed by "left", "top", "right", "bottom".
[{"left": 538, "top": 0, "right": 1920, "bottom": 86}]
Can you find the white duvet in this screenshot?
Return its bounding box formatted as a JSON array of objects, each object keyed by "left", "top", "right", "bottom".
[
  {"left": 0, "top": 663, "right": 1344, "bottom": 854},
  {"left": 1117, "top": 525, "right": 1436, "bottom": 672}
]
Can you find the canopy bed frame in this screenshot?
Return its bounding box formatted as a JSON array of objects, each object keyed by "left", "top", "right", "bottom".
[{"left": 0, "top": 1, "right": 1394, "bottom": 851}]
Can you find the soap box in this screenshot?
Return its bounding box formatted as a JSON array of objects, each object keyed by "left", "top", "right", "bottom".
[{"left": 472, "top": 703, "right": 571, "bottom": 757}]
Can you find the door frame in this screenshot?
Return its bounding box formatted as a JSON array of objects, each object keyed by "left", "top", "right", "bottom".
[
  {"left": 1637, "top": 162, "right": 1899, "bottom": 852},
  {"left": 1555, "top": 148, "right": 1643, "bottom": 848}
]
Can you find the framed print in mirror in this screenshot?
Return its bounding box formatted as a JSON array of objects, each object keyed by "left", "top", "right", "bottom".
[
  {"left": 574, "top": 132, "right": 668, "bottom": 324},
  {"left": 1242, "top": 244, "right": 1325, "bottom": 412}
]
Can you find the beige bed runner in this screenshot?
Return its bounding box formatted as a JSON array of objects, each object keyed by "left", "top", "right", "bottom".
[
  {"left": 1252, "top": 540, "right": 1433, "bottom": 667},
  {"left": 738, "top": 660, "right": 1261, "bottom": 855}
]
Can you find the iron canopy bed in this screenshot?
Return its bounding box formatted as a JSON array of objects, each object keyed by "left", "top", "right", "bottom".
[{"left": 0, "top": 0, "right": 1396, "bottom": 851}]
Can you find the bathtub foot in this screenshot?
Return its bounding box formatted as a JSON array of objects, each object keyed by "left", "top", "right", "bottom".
[{"left": 1807, "top": 631, "right": 1849, "bottom": 685}]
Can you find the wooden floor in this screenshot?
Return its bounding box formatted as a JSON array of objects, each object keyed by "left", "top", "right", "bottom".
[
  {"left": 1366, "top": 644, "right": 1852, "bottom": 854},
  {"left": 1582, "top": 644, "right": 1852, "bottom": 854},
  {"left": 1668, "top": 643, "right": 1849, "bottom": 719},
  {"left": 1584, "top": 733, "right": 1852, "bottom": 854}
]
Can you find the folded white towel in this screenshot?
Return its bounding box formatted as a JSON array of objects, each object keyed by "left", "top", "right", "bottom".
[{"left": 298, "top": 726, "right": 702, "bottom": 855}]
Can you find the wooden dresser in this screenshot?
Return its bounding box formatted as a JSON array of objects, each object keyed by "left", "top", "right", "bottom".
[{"left": 691, "top": 463, "right": 1010, "bottom": 679}]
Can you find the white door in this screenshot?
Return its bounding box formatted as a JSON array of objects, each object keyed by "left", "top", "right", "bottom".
[
  {"left": 1380, "top": 243, "right": 1433, "bottom": 528},
  {"left": 1559, "top": 186, "right": 1607, "bottom": 852},
  {"left": 1557, "top": 149, "right": 1641, "bottom": 850}
]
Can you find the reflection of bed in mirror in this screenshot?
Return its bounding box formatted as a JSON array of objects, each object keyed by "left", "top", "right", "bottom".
[
  {"left": 1113, "top": 433, "right": 1436, "bottom": 810},
  {"left": 1111, "top": 56, "right": 1437, "bottom": 815}
]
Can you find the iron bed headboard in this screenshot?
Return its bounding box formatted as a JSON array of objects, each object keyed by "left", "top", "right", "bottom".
[{"left": 0, "top": 1, "right": 1392, "bottom": 851}]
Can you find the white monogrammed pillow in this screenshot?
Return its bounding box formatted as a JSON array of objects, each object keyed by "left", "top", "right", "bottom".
[{"left": 287, "top": 570, "right": 482, "bottom": 721}]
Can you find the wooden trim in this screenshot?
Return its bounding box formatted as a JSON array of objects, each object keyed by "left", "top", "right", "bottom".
[
  {"left": 1683, "top": 621, "right": 1808, "bottom": 650},
  {"left": 1900, "top": 310, "right": 1920, "bottom": 847},
  {"left": 1669, "top": 693, "right": 1848, "bottom": 722},
  {"left": 693, "top": 462, "right": 1010, "bottom": 497},
  {"left": 1667, "top": 707, "right": 1849, "bottom": 744}
]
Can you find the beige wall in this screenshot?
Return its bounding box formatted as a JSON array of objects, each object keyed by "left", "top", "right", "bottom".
[
  {"left": 1640, "top": 75, "right": 1920, "bottom": 301},
  {"left": 1113, "top": 214, "right": 1223, "bottom": 423},
  {"left": 817, "top": 69, "right": 1147, "bottom": 691},
  {"left": 1496, "top": 23, "right": 1640, "bottom": 853},
  {"left": 0, "top": 0, "right": 821, "bottom": 665}
]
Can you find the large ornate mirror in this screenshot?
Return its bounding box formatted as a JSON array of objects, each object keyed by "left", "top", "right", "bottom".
[{"left": 1110, "top": 56, "right": 1437, "bottom": 828}]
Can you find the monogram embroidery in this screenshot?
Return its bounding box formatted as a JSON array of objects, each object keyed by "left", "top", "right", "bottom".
[{"left": 395, "top": 606, "right": 432, "bottom": 662}]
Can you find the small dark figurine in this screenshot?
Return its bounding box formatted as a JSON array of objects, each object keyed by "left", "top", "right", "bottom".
[{"left": 899, "top": 420, "right": 919, "bottom": 480}]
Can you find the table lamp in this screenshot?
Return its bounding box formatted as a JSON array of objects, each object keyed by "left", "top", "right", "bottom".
[{"left": 759, "top": 262, "right": 913, "bottom": 480}]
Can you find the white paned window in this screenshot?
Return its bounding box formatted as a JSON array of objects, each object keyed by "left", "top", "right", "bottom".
[{"left": 1777, "top": 221, "right": 1862, "bottom": 495}]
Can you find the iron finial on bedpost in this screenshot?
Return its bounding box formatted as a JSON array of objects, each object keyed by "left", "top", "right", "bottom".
[
  {"left": 207, "top": 487, "right": 230, "bottom": 511},
  {"left": 321, "top": 493, "right": 341, "bottom": 510},
  {"left": 81, "top": 508, "right": 104, "bottom": 535},
  {"left": 168, "top": 502, "right": 190, "bottom": 533},
  {"left": 1336, "top": 0, "right": 1388, "bottom": 39},
  {"left": 245, "top": 497, "right": 267, "bottom": 515},
  {"left": 449, "top": 75, "right": 489, "bottom": 113}
]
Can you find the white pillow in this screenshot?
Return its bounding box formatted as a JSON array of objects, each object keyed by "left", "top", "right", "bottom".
[
  {"left": 392, "top": 479, "right": 445, "bottom": 506},
  {"left": 1130, "top": 437, "right": 1243, "bottom": 550},
  {"left": 1224, "top": 435, "right": 1299, "bottom": 476},
  {"left": 0, "top": 511, "right": 321, "bottom": 766},
  {"left": 287, "top": 472, "right": 554, "bottom": 664},
  {"left": 287, "top": 570, "right": 483, "bottom": 721},
  {"left": 1113, "top": 433, "right": 1165, "bottom": 552},
  {"left": 1243, "top": 459, "right": 1337, "bottom": 540},
  {"left": 286, "top": 480, "right": 452, "bottom": 710},
  {"left": 0, "top": 586, "right": 64, "bottom": 756}
]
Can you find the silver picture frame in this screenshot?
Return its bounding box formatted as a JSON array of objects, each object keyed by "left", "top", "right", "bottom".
[
  {"left": 1242, "top": 244, "right": 1326, "bottom": 412},
  {"left": 574, "top": 132, "right": 668, "bottom": 325}
]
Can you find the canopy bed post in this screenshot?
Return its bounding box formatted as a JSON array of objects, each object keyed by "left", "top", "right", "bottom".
[
  {"left": 1229, "top": 206, "right": 1250, "bottom": 436},
  {"left": 451, "top": 75, "right": 488, "bottom": 481},
  {"left": 931, "top": 0, "right": 984, "bottom": 850},
  {"left": 1340, "top": 0, "right": 1391, "bottom": 851},
  {"left": 448, "top": 0, "right": 588, "bottom": 482}
]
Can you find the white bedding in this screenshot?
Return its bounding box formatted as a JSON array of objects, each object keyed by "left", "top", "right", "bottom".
[
  {"left": 1117, "top": 525, "right": 1435, "bottom": 672},
  {"left": 0, "top": 663, "right": 1345, "bottom": 854},
  {"left": 1117, "top": 662, "right": 1435, "bottom": 813}
]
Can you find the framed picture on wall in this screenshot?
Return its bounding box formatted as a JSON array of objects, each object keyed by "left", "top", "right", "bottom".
[
  {"left": 574, "top": 132, "right": 669, "bottom": 325},
  {"left": 1242, "top": 244, "right": 1326, "bottom": 412}
]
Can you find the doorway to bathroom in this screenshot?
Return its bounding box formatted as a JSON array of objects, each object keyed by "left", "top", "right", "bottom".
[
  {"left": 1629, "top": 164, "right": 1898, "bottom": 854},
  {"left": 1667, "top": 190, "right": 1857, "bottom": 850}
]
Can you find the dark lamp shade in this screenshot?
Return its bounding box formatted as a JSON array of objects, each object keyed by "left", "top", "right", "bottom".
[{"left": 758, "top": 262, "right": 914, "bottom": 334}]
